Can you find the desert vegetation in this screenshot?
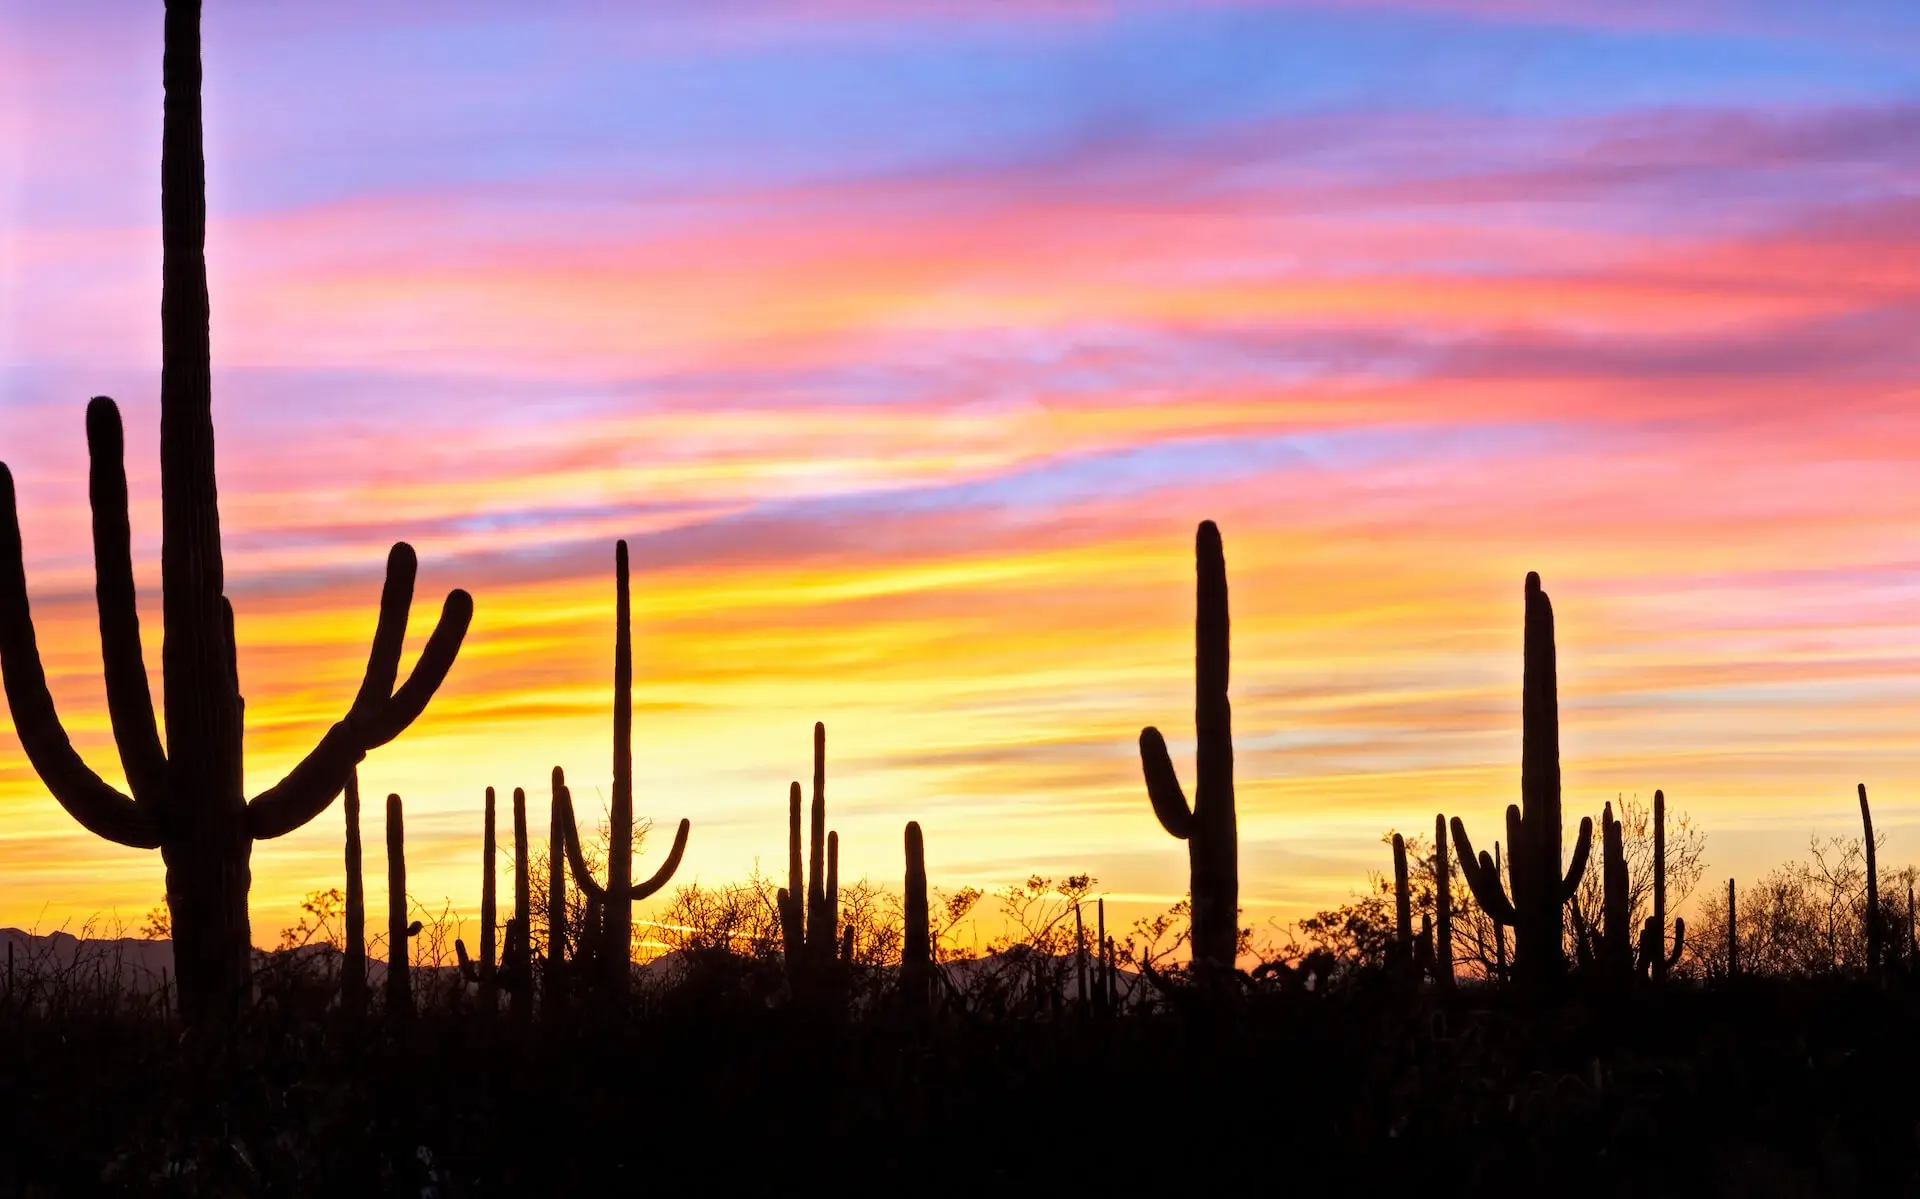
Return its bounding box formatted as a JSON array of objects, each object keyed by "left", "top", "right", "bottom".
[{"left": 1, "top": 2, "right": 1918, "bottom": 1193}]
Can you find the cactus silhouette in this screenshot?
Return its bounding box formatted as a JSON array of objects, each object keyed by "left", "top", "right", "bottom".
[
  {"left": 546, "top": 773, "right": 569, "bottom": 1010},
  {"left": 555, "top": 542, "right": 692, "bottom": 996},
  {"left": 902, "top": 821, "right": 931, "bottom": 1009},
  {"left": 342, "top": 767, "right": 368, "bottom": 1016},
  {"left": 1139, "top": 520, "right": 1238, "bottom": 973},
  {"left": 1392, "top": 833, "right": 1414, "bottom": 974},
  {"left": 1640, "top": 789, "right": 1683, "bottom": 981},
  {"left": 1859, "top": 783, "right": 1880, "bottom": 975},
  {"left": 1600, "top": 801, "right": 1632, "bottom": 978},
  {"left": 1725, "top": 877, "right": 1738, "bottom": 977},
  {"left": 0, "top": 1, "right": 471, "bottom": 1026},
  {"left": 1450, "top": 573, "right": 1593, "bottom": 990},
  {"left": 386, "top": 793, "right": 423, "bottom": 1017},
  {"left": 454, "top": 788, "right": 499, "bottom": 1010},
  {"left": 504, "top": 787, "right": 533, "bottom": 1018},
  {"left": 777, "top": 723, "right": 850, "bottom": 996},
  {"left": 1432, "top": 813, "right": 1454, "bottom": 988}
]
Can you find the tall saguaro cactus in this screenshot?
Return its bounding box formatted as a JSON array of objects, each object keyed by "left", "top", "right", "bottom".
[
  {"left": 1139, "top": 521, "right": 1238, "bottom": 973},
  {"left": 1600, "top": 801, "right": 1631, "bottom": 977},
  {"left": 1432, "top": 813, "right": 1454, "bottom": 989},
  {"left": 386, "top": 793, "right": 422, "bottom": 1016},
  {"left": 778, "top": 723, "right": 852, "bottom": 994},
  {"left": 556, "top": 542, "right": 692, "bottom": 996},
  {"left": 454, "top": 788, "right": 499, "bottom": 1009},
  {"left": 1450, "top": 573, "right": 1593, "bottom": 990},
  {"left": 1641, "top": 789, "right": 1683, "bottom": 982},
  {"left": 0, "top": 1, "right": 471, "bottom": 1027},
  {"left": 1860, "top": 783, "right": 1881, "bottom": 974},
  {"left": 902, "top": 821, "right": 931, "bottom": 1008}
]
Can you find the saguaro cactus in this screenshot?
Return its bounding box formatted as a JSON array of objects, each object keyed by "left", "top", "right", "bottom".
[
  {"left": 454, "top": 788, "right": 499, "bottom": 1009},
  {"left": 777, "top": 723, "right": 851, "bottom": 994},
  {"left": 341, "top": 767, "right": 368, "bottom": 1015},
  {"left": 902, "top": 821, "right": 931, "bottom": 1008},
  {"left": 1600, "top": 801, "right": 1631, "bottom": 977},
  {"left": 385, "top": 793, "right": 423, "bottom": 1017},
  {"left": 1860, "top": 783, "right": 1881, "bottom": 974},
  {"left": 0, "top": 1, "right": 471, "bottom": 1026},
  {"left": 1450, "top": 573, "right": 1594, "bottom": 990},
  {"left": 1641, "top": 789, "right": 1683, "bottom": 981},
  {"left": 506, "top": 787, "right": 532, "bottom": 1018},
  {"left": 1726, "top": 877, "right": 1738, "bottom": 978},
  {"left": 1432, "top": 813, "right": 1454, "bottom": 989},
  {"left": 546, "top": 776, "right": 569, "bottom": 1008},
  {"left": 1139, "top": 520, "right": 1238, "bottom": 973},
  {"left": 556, "top": 542, "right": 692, "bottom": 996},
  {"left": 1392, "top": 833, "right": 1414, "bottom": 973}
]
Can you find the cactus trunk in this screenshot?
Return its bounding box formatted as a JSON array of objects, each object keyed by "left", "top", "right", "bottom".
[
  {"left": 479, "top": 787, "right": 497, "bottom": 1008},
  {"left": 546, "top": 773, "right": 568, "bottom": 1010},
  {"left": 1433, "top": 813, "right": 1453, "bottom": 989},
  {"left": 386, "top": 793, "right": 410, "bottom": 1016},
  {"left": 1392, "top": 833, "right": 1413, "bottom": 973},
  {"left": 1860, "top": 783, "right": 1880, "bottom": 974},
  {"left": 342, "top": 768, "right": 367, "bottom": 1014},
  {"left": 902, "top": 822, "right": 931, "bottom": 1008},
  {"left": 1726, "top": 877, "right": 1738, "bottom": 977},
  {"left": 1138, "top": 521, "right": 1238, "bottom": 973},
  {"left": 1602, "top": 802, "right": 1630, "bottom": 978}
]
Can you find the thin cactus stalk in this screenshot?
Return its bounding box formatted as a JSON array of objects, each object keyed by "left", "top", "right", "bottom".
[
  {"left": 902, "top": 821, "right": 931, "bottom": 1009},
  {"left": 454, "top": 788, "right": 499, "bottom": 1011},
  {"left": 1391, "top": 833, "right": 1414, "bottom": 973},
  {"left": 1415, "top": 913, "right": 1435, "bottom": 978},
  {"left": 777, "top": 724, "right": 851, "bottom": 997},
  {"left": 507, "top": 786, "right": 532, "bottom": 1019},
  {"left": 385, "top": 793, "right": 422, "bottom": 1017},
  {"left": 341, "top": 767, "right": 367, "bottom": 1015},
  {"left": 1860, "top": 783, "right": 1880, "bottom": 974},
  {"left": 1726, "top": 877, "right": 1738, "bottom": 978},
  {"left": 545, "top": 773, "right": 568, "bottom": 1009},
  {"left": 1433, "top": 813, "right": 1454, "bottom": 989},
  {"left": 1097, "top": 898, "right": 1111, "bottom": 1011},
  {"left": 1450, "top": 572, "right": 1594, "bottom": 991},
  {"left": 1074, "top": 901, "right": 1090, "bottom": 1016},
  {"left": 1492, "top": 842, "right": 1507, "bottom": 984},
  {"left": 1601, "top": 801, "right": 1631, "bottom": 977},
  {"left": 0, "top": 0, "right": 470, "bottom": 1027},
  {"left": 555, "top": 542, "right": 692, "bottom": 996},
  {"left": 1139, "top": 520, "right": 1238, "bottom": 974}
]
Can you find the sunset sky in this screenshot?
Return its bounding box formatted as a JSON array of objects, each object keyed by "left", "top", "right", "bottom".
[{"left": 2, "top": 0, "right": 1918, "bottom": 952}]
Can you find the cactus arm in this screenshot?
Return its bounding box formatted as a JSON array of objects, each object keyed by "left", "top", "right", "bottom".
[
  {"left": 85, "top": 398, "right": 168, "bottom": 807},
  {"left": 1668, "top": 917, "right": 1685, "bottom": 969},
  {"left": 779, "top": 781, "right": 804, "bottom": 961},
  {"left": 1450, "top": 817, "right": 1517, "bottom": 925},
  {"left": 1139, "top": 727, "right": 1194, "bottom": 839},
  {"left": 623, "top": 817, "right": 690, "bottom": 901},
  {"left": 245, "top": 547, "right": 472, "bottom": 839},
  {"left": 455, "top": 938, "right": 476, "bottom": 983},
  {"left": 0, "top": 467, "right": 160, "bottom": 849},
  {"left": 1560, "top": 816, "right": 1594, "bottom": 905},
  {"left": 554, "top": 771, "right": 608, "bottom": 902}
]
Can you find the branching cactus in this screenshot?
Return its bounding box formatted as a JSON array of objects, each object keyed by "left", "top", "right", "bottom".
[
  {"left": 0, "top": 1, "right": 471, "bottom": 1027},
  {"left": 342, "top": 767, "right": 368, "bottom": 1015},
  {"left": 385, "top": 793, "right": 423, "bottom": 1017},
  {"left": 1640, "top": 789, "right": 1683, "bottom": 982},
  {"left": 454, "top": 787, "right": 499, "bottom": 1010},
  {"left": 1450, "top": 573, "right": 1594, "bottom": 990},
  {"left": 902, "top": 821, "right": 931, "bottom": 1009},
  {"left": 777, "top": 723, "right": 851, "bottom": 996},
  {"left": 555, "top": 542, "right": 692, "bottom": 996},
  {"left": 1138, "top": 521, "right": 1238, "bottom": 973}
]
